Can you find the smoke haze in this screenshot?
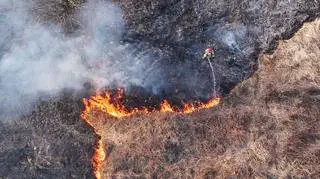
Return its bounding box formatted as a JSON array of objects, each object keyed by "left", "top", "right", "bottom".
[{"left": 0, "top": 0, "right": 159, "bottom": 120}]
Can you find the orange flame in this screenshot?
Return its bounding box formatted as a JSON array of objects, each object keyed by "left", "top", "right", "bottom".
[
  {"left": 183, "top": 98, "right": 221, "bottom": 113},
  {"left": 83, "top": 89, "right": 220, "bottom": 118},
  {"left": 81, "top": 106, "right": 106, "bottom": 179},
  {"left": 81, "top": 89, "right": 220, "bottom": 178},
  {"left": 91, "top": 139, "right": 105, "bottom": 179},
  {"left": 160, "top": 100, "right": 174, "bottom": 112}
]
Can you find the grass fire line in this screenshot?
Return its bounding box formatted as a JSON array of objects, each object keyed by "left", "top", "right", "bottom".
[{"left": 81, "top": 89, "right": 220, "bottom": 178}]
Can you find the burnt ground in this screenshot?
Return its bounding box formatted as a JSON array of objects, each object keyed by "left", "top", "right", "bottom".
[
  {"left": 0, "top": 0, "right": 320, "bottom": 178},
  {"left": 115, "top": 0, "right": 320, "bottom": 96},
  {"left": 0, "top": 91, "right": 96, "bottom": 179},
  {"left": 28, "top": 0, "right": 320, "bottom": 98}
]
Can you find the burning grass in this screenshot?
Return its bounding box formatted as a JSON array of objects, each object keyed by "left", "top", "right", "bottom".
[
  {"left": 80, "top": 88, "right": 220, "bottom": 178},
  {"left": 82, "top": 88, "right": 220, "bottom": 118},
  {"left": 82, "top": 20, "right": 320, "bottom": 178}
]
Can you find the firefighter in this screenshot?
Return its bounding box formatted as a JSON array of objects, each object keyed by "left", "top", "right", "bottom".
[{"left": 202, "top": 47, "right": 214, "bottom": 60}]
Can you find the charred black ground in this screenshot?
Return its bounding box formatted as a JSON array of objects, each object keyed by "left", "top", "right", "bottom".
[
  {"left": 23, "top": 0, "right": 320, "bottom": 100},
  {"left": 118, "top": 0, "right": 319, "bottom": 97},
  {"left": 111, "top": 0, "right": 320, "bottom": 100},
  {"left": 0, "top": 90, "right": 94, "bottom": 178},
  {"left": 84, "top": 0, "right": 320, "bottom": 106}
]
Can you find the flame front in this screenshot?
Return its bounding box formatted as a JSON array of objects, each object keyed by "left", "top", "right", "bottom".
[
  {"left": 83, "top": 89, "right": 220, "bottom": 118},
  {"left": 81, "top": 89, "right": 220, "bottom": 178},
  {"left": 183, "top": 98, "right": 221, "bottom": 113},
  {"left": 81, "top": 104, "right": 106, "bottom": 179},
  {"left": 92, "top": 140, "right": 105, "bottom": 179}
]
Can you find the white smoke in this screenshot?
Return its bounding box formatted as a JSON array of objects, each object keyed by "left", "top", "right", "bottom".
[
  {"left": 0, "top": 0, "right": 158, "bottom": 120},
  {"left": 214, "top": 24, "right": 249, "bottom": 52}
]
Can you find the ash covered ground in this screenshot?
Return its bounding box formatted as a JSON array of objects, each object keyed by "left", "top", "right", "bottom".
[{"left": 0, "top": 0, "right": 319, "bottom": 178}]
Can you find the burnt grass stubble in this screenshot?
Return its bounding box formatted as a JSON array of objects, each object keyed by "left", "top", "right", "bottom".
[{"left": 0, "top": 0, "right": 320, "bottom": 178}]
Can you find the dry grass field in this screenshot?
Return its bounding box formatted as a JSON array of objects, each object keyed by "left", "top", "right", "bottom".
[{"left": 86, "top": 20, "right": 320, "bottom": 178}]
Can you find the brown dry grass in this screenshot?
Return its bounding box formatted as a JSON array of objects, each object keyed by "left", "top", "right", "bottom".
[{"left": 86, "top": 20, "right": 320, "bottom": 178}]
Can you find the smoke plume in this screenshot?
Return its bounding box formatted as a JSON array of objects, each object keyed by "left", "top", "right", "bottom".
[{"left": 0, "top": 0, "right": 159, "bottom": 120}]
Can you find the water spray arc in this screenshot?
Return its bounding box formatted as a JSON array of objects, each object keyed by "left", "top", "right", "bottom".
[{"left": 207, "top": 58, "right": 217, "bottom": 97}]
